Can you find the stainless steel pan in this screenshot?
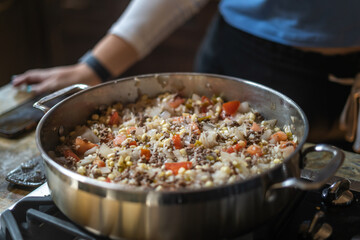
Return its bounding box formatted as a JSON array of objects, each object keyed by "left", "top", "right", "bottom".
[{"left": 34, "top": 73, "right": 344, "bottom": 240}]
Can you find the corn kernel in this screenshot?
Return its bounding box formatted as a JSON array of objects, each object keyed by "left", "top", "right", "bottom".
[
  {"left": 125, "top": 156, "right": 131, "bottom": 162},
  {"left": 108, "top": 161, "right": 115, "bottom": 167},
  {"left": 220, "top": 166, "right": 231, "bottom": 174},
  {"left": 204, "top": 180, "right": 214, "bottom": 187},
  {"left": 77, "top": 166, "right": 86, "bottom": 175},
  {"left": 91, "top": 114, "right": 99, "bottom": 120},
  {"left": 107, "top": 173, "right": 115, "bottom": 180},
  {"left": 126, "top": 161, "right": 133, "bottom": 166},
  {"left": 165, "top": 170, "right": 173, "bottom": 176},
  {"left": 273, "top": 158, "right": 281, "bottom": 164},
  {"left": 179, "top": 148, "right": 186, "bottom": 156},
  {"left": 178, "top": 167, "right": 186, "bottom": 174}
]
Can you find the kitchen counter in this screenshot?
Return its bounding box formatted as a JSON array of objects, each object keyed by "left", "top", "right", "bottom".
[{"left": 1, "top": 83, "right": 360, "bottom": 213}]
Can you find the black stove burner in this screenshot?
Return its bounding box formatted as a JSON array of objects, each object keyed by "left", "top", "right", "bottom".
[
  {"left": 1, "top": 186, "right": 360, "bottom": 240},
  {"left": 0, "top": 196, "right": 108, "bottom": 240}
]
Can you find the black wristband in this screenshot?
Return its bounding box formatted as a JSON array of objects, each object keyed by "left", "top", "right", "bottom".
[{"left": 80, "top": 51, "right": 112, "bottom": 82}]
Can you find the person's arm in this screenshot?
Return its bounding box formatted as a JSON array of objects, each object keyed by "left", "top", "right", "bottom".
[{"left": 12, "top": 0, "right": 208, "bottom": 94}]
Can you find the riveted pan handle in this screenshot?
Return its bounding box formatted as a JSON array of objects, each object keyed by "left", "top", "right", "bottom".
[
  {"left": 266, "top": 144, "right": 344, "bottom": 201},
  {"left": 33, "top": 84, "right": 89, "bottom": 113}
]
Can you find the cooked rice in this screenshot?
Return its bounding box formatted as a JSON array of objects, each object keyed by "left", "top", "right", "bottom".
[{"left": 53, "top": 93, "right": 297, "bottom": 190}]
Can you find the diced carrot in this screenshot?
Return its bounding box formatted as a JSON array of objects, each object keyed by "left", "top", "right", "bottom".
[
  {"left": 93, "top": 159, "right": 105, "bottom": 167},
  {"left": 270, "top": 131, "right": 288, "bottom": 143},
  {"left": 191, "top": 122, "right": 201, "bottom": 135},
  {"left": 108, "top": 111, "right": 120, "bottom": 126},
  {"left": 63, "top": 149, "right": 80, "bottom": 162},
  {"left": 222, "top": 100, "right": 240, "bottom": 116},
  {"left": 169, "top": 96, "right": 185, "bottom": 108},
  {"left": 280, "top": 141, "right": 296, "bottom": 149},
  {"left": 75, "top": 137, "right": 98, "bottom": 155},
  {"left": 251, "top": 122, "right": 262, "bottom": 132},
  {"left": 165, "top": 161, "right": 192, "bottom": 175},
  {"left": 127, "top": 126, "right": 136, "bottom": 135},
  {"left": 141, "top": 149, "right": 151, "bottom": 161},
  {"left": 172, "top": 134, "right": 183, "bottom": 149},
  {"left": 129, "top": 140, "right": 137, "bottom": 146},
  {"left": 113, "top": 134, "right": 127, "bottom": 146},
  {"left": 246, "top": 145, "right": 263, "bottom": 156}
]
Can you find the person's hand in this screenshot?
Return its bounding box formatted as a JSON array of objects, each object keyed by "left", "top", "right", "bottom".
[{"left": 12, "top": 63, "right": 102, "bottom": 94}]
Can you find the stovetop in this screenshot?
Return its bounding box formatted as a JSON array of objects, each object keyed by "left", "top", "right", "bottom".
[{"left": 1, "top": 181, "right": 360, "bottom": 240}]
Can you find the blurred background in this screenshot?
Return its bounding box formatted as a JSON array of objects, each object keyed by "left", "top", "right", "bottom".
[{"left": 0, "top": 0, "right": 218, "bottom": 87}]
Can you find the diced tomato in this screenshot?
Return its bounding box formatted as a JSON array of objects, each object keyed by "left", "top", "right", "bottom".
[
  {"left": 108, "top": 111, "right": 120, "bottom": 126},
  {"left": 225, "top": 140, "right": 247, "bottom": 153},
  {"left": 270, "top": 131, "right": 288, "bottom": 143},
  {"left": 127, "top": 126, "right": 136, "bottom": 134},
  {"left": 141, "top": 149, "right": 151, "bottom": 161},
  {"left": 172, "top": 134, "right": 183, "bottom": 149},
  {"left": 190, "top": 122, "right": 201, "bottom": 135},
  {"left": 63, "top": 149, "right": 80, "bottom": 162},
  {"left": 200, "top": 96, "right": 213, "bottom": 113},
  {"left": 165, "top": 161, "right": 192, "bottom": 175},
  {"left": 169, "top": 96, "right": 185, "bottom": 108},
  {"left": 93, "top": 159, "right": 105, "bottom": 167},
  {"left": 129, "top": 140, "right": 137, "bottom": 146},
  {"left": 246, "top": 145, "right": 263, "bottom": 156},
  {"left": 222, "top": 100, "right": 240, "bottom": 116},
  {"left": 105, "top": 177, "right": 112, "bottom": 183},
  {"left": 251, "top": 122, "right": 262, "bottom": 132},
  {"left": 113, "top": 134, "right": 127, "bottom": 146},
  {"left": 75, "top": 137, "right": 98, "bottom": 155}
]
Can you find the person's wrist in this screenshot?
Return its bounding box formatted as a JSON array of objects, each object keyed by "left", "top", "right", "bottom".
[
  {"left": 74, "top": 63, "right": 102, "bottom": 86},
  {"left": 79, "top": 51, "right": 113, "bottom": 82}
]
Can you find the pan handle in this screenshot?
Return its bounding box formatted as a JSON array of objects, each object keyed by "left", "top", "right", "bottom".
[
  {"left": 33, "top": 84, "right": 89, "bottom": 113},
  {"left": 266, "top": 144, "right": 344, "bottom": 201}
]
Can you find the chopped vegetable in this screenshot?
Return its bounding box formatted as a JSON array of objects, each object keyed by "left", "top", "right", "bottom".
[
  {"left": 172, "top": 134, "right": 183, "bottom": 149},
  {"left": 141, "top": 149, "right": 151, "bottom": 161},
  {"left": 165, "top": 161, "right": 192, "bottom": 175},
  {"left": 226, "top": 140, "right": 247, "bottom": 153},
  {"left": 108, "top": 111, "right": 120, "bottom": 126},
  {"left": 75, "top": 137, "right": 98, "bottom": 155},
  {"left": 270, "top": 131, "right": 288, "bottom": 143},
  {"left": 169, "top": 96, "right": 185, "bottom": 108},
  {"left": 63, "top": 149, "right": 80, "bottom": 162},
  {"left": 246, "top": 145, "right": 263, "bottom": 156},
  {"left": 222, "top": 100, "right": 240, "bottom": 116},
  {"left": 113, "top": 134, "right": 127, "bottom": 146},
  {"left": 93, "top": 159, "right": 105, "bottom": 167},
  {"left": 251, "top": 122, "right": 262, "bottom": 132}
]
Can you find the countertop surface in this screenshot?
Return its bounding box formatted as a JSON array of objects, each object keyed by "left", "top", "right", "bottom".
[{"left": 1, "top": 83, "right": 360, "bottom": 213}]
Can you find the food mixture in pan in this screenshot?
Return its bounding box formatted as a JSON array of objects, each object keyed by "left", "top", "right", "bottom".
[{"left": 52, "top": 93, "right": 298, "bottom": 190}]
